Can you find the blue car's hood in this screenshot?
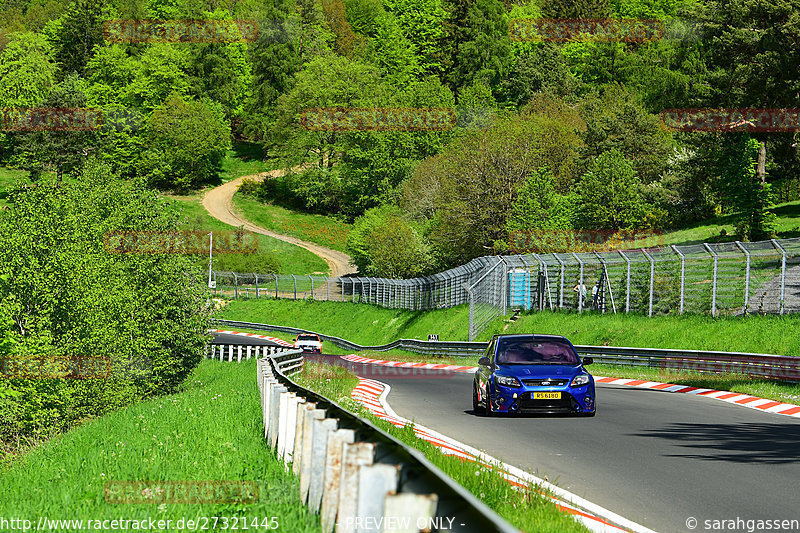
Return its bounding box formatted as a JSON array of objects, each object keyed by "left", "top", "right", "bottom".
[{"left": 496, "top": 364, "right": 583, "bottom": 379}]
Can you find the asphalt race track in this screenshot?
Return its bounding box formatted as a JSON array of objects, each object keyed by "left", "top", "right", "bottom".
[
  {"left": 211, "top": 332, "right": 285, "bottom": 346},
  {"left": 312, "top": 356, "right": 800, "bottom": 532}
]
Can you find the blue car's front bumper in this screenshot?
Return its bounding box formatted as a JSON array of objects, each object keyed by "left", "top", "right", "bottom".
[{"left": 490, "top": 381, "right": 596, "bottom": 414}]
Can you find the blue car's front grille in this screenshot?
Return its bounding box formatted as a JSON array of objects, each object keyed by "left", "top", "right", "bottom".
[{"left": 521, "top": 378, "right": 569, "bottom": 386}]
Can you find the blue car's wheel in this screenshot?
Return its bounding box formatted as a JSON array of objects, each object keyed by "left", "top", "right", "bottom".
[{"left": 472, "top": 385, "right": 480, "bottom": 414}]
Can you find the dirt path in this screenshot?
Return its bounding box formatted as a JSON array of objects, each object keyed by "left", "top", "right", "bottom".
[{"left": 202, "top": 168, "right": 356, "bottom": 277}]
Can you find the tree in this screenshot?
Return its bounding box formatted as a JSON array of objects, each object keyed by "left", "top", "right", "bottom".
[
  {"left": 442, "top": 0, "right": 512, "bottom": 97},
  {"left": 0, "top": 32, "right": 57, "bottom": 107},
  {"left": 186, "top": 12, "right": 253, "bottom": 121},
  {"left": 579, "top": 148, "right": 651, "bottom": 229},
  {"left": 410, "top": 106, "right": 584, "bottom": 265},
  {"left": 142, "top": 94, "right": 231, "bottom": 190},
  {"left": 540, "top": 0, "right": 609, "bottom": 18},
  {"left": 578, "top": 84, "right": 674, "bottom": 184},
  {"left": 714, "top": 135, "right": 776, "bottom": 240},
  {"left": 346, "top": 205, "right": 433, "bottom": 277},
  {"left": 48, "top": 0, "right": 109, "bottom": 77},
  {"left": 383, "top": 0, "right": 448, "bottom": 76},
  {"left": 9, "top": 73, "right": 99, "bottom": 181},
  {"left": 501, "top": 44, "right": 581, "bottom": 107}
]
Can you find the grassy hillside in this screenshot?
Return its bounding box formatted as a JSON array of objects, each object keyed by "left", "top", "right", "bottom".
[
  {"left": 0, "top": 359, "right": 320, "bottom": 531},
  {"left": 234, "top": 194, "right": 351, "bottom": 252},
  {"left": 166, "top": 191, "right": 328, "bottom": 275},
  {"left": 631, "top": 199, "right": 800, "bottom": 248},
  {"left": 218, "top": 298, "right": 800, "bottom": 356}
]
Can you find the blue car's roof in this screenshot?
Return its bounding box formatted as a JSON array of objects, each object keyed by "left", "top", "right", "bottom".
[{"left": 492, "top": 334, "right": 571, "bottom": 342}]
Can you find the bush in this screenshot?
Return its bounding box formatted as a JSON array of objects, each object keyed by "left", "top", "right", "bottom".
[
  {"left": 0, "top": 161, "right": 211, "bottom": 449},
  {"left": 347, "top": 205, "right": 433, "bottom": 278}
]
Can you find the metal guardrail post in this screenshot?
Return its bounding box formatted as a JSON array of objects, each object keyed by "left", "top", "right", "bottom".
[
  {"left": 554, "top": 253, "right": 565, "bottom": 308},
  {"left": 735, "top": 241, "right": 750, "bottom": 312},
  {"left": 671, "top": 245, "right": 685, "bottom": 314},
  {"left": 771, "top": 239, "right": 787, "bottom": 315},
  {"left": 571, "top": 253, "right": 584, "bottom": 313},
  {"left": 641, "top": 249, "right": 655, "bottom": 317},
  {"left": 618, "top": 251, "right": 631, "bottom": 313},
  {"left": 702, "top": 243, "right": 718, "bottom": 317}
]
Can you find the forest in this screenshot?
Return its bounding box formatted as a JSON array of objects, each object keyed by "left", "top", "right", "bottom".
[{"left": 1, "top": 0, "right": 800, "bottom": 273}]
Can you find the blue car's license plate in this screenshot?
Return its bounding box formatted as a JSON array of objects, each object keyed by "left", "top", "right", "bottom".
[{"left": 533, "top": 392, "right": 561, "bottom": 400}]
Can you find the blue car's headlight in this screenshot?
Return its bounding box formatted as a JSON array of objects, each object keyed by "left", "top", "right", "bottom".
[
  {"left": 570, "top": 373, "right": 591, "bottom": 387},
  {"left": 495, "top": 375, "right": 522, "bottom": 388}
]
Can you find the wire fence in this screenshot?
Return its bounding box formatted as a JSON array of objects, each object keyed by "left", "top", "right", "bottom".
[{"left": 211, "top": 237, "right": 800, "bottom": 340}]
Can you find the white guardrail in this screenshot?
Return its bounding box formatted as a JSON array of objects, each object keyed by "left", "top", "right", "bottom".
[{"left": 258, "top": 350, "right": 518, "bottom": 533}]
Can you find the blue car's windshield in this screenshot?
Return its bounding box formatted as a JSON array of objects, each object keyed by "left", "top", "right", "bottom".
[{"left": 496, "top": 339, "right": 580, "bottom": 365}]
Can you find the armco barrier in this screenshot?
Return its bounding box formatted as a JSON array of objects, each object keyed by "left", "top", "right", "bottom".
[
  {"left": 257, "top": 351, "right": 517, "bottom": 532},
  {"left": 218, "top": 320, "right": 800, "bottom": 381}
]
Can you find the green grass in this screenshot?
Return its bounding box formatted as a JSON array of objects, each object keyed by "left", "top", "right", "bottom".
[
  {"left": 0, "top": 167, "right": 29, "bottom": 207},
  {"left": 293, "top": 361, "right": 589, "bottom": 533},
  {"left": 219, "top": 142, "right": 274, "bottom": 182},
  {"left": 165, "top": 190, "right": 329, "bottom": 275},
  {"left": 0, "top": 359, "right": 320, "bottom": 531},
  {"left": 219, "top": 299, "right": 473, "bottom": 345},
  {"left": 630, "top": 199, "right": 800, "bottom": 247},
  {"left": 218, "top": 298, "right": 800, "bottom": 355},
  {"left": 234, "top": 194, "right": 351, "bottom": 252}
]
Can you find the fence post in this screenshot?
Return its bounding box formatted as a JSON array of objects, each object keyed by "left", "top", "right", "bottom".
[
  {"left": 702, "top": 243, "right": 718, "bottom": 317},
  {"left": 308, "top": 275, "right": 314, "bottom": 300},
  {"left": 618, "top": 251, "right": 631, "bottom": 313},
  {"left": 326, "top": 276, "right": 330, "bottom": 301},
  {"left": 464, "top": 283, "right": 475, "bottom": 341},
  {"left": 499, "top": 257, "right": 508, "bottom": 317},
  {"left": 671, "top": 245, "right": 686, "bottom": 315},
  {"left": 341, "top": 277, "right": 345, "bottom": 301},
  {"left": 554, "top": 253, "right": 565, "bottom": 309},
  {"left": 641, "top": 248, "right": 655, "bottom": 317},
  {"left": 571, "top": 253, "right": 584, "bottom": 313},
  {"left": 233, "top": 272, "right": 238, "bottom": 299},
  {"left": 771, "top": 239, "right": 787, "bottom": 315},
  {"left": 255, "top": 274, "right": 259, "bottom": 298},
  {"left": 274, "top": 274, "right": 279, "bottom": 298},
  {"left": 735, "top": 241, "right": 751, "bottom": 313}
]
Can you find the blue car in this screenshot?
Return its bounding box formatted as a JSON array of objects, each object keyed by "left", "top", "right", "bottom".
[{"left": 472, "top": 334, "right": 596, "bottom": 416}]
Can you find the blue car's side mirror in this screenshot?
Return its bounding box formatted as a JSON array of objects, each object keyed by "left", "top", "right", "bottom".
[
  {"left": 582, "top": 356, "right": 594, "bottom": 365},
  {"left": 478, "top": 357, "right": 490, "bottom": 366}
]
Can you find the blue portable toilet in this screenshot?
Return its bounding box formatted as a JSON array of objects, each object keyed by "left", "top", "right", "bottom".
[{"left": 508, "top": 268, "right": 531, "bottom": 310}]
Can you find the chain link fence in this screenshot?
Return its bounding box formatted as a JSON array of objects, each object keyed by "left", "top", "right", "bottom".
[{"left": 211, "top": 237, "right": 800, "bottom": 340}]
